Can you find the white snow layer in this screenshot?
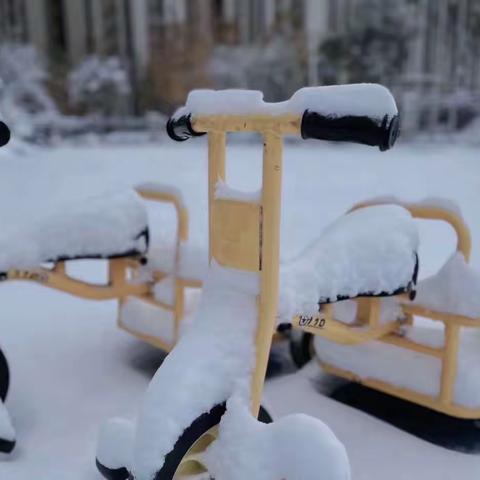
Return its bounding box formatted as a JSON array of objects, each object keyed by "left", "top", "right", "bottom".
[
  {"left": 0, "top": 189, "right": 148, "bottom": 272},
  {"left": 175, "top": 84, "right": 397, "bottom": 124},
  {"left": 205, "top": 396, "right": 350, "bottom": 480},
  {"left": 314, "top": 325, "right": 480, "bottom": 408},
  {"left": 119, "top": 296, "right": 175, "bottom": 345},
  {"left": 119, "top": 281, "right": 202, "bottom": 344},
  {"left": 97, "top": 417, "right": 135, "bottom": 471},
  {"left": 279, "top": 205, "right": 419, "bottom": 319},
  {"left": 146, "top": 242, "right": 208, "bottom": 282},
  {"left": 215, "top": 181, "right": 261, "bottom": 203},
  {"left": 132, "top": 263, "right": 260, "bottom": 479},
  {"left": 0, "top": 400, "right": 15, "bottom": 443},
  {"left": 414, "top": 252, "right": 480, "bottom": 318}
]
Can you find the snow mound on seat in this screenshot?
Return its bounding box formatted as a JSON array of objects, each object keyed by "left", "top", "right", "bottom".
[
  {"left": 132, "top": 263, "right": 259, "bottom": 480},
  {"left": 0, "top": 189, "right": 147, "bottom": 272},
  {"left": 205, "top": 396, "right": 350, "bottom": 480},
  {"left": 415, "top": 252, "right": 480, "bottom": 318},
  {"left": 96, "top": 417, "right": 134, "bottom": 471},
  {"left": 279, "top": 205, "right": 419, "bottom": 319},
  {"left": 175, "top": 84, "right": 397, "bottom": 125}
]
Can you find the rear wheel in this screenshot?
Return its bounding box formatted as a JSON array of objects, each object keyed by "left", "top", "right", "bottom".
[
  {"left": 289, "top": 332, "right": 314, "bottom": 368},
  {"left": 0, "top": 347, "right": 10, "bottom": 402},
  {"left": 155, "top": 403, "right": 272, "bottom": 479}
]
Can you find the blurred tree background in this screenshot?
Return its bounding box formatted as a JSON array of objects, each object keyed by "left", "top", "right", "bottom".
[{"left": 0, "top": 0, "right": 479, "bottom": 141}]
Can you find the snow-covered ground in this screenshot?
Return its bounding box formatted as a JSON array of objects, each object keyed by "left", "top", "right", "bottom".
[{"left": 0, "top": 139, "right": 479, "bottom": 479}]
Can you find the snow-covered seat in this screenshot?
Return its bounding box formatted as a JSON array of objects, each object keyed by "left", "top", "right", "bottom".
[
  {"left": 279, "top": 204, "right": 419, "bottom": 320},
  {"left": 0, "top": 189, "right": 148, "bottom": 273}
]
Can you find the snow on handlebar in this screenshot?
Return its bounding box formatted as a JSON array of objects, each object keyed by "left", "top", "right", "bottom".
[
  {"left": 0, "top": 122, "right": 10, "bottom": 148},
  {"left": 166, "top": 84, "right": 400, "bottom": 150}
]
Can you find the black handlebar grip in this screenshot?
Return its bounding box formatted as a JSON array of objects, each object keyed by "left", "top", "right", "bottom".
[
  {"left": 166, "top": 114, "right": 206, "bottom": 142},
  {"left": 301, "top": 111, "right": 400, "bottom": 151},
  {"left": 0, "top": 121, "right": 11, "bottom": 148}
]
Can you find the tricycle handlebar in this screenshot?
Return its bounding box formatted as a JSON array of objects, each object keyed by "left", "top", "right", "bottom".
[
  {"left": 301, "top": 111, "right": 400, "bottom": 151},
  {"left": 167, "top": 111, "right": 399, "bottom": 151},
  {"left": 166, "top": 85, "right": 400, "bottom": 150},
  {"left": 166, "top": 114, "right": 205, "bottom": 142}
]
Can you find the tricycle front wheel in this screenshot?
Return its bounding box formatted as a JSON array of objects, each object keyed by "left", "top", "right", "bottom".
[
  {"left": 157, "top": 403, "right": 272, "bottom": 479},
  {"left": 0, "top": 347, "right": 9, "bottom": 402}
]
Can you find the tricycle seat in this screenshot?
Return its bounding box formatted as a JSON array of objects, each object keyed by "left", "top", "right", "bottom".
[
  {"left": 279, "top": 205, "right": 419, "bottom": 319},
  {"left": 0, "top": 189, "right": 149, "bottom": 273}
]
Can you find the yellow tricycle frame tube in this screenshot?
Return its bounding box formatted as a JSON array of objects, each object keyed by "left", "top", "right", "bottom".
[
  {"left": 199, "top": 114, "right": 300, "bottom": 417},
  {"left": 5, "top": 258, "right": 149, "bottom": 300}
]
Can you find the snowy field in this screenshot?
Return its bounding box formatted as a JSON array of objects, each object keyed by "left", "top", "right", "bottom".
[{"left": 0, "top": 139, "right": 479, "bottom": 479}]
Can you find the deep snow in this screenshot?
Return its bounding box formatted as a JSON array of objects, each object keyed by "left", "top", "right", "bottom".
[{"left": 0, "top": 140, "right": 479, "bottom": 479}]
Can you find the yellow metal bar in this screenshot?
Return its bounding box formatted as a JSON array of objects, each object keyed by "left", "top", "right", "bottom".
[
  {"left": 193, "top": 114, "right": 301, "bottom": 135},
  {"left": 6, "top": 263, "right": 149, "bottom": 301},
  {"left": 295, "top": 316, "right": 400, "bottom": 345},
  {"left": 381, "top": 333, "right": 444, "bottom": 359},
  {"left": 440, "top": 323, "right": 460, "bottom": 405},
  {"left": 208, "top": 132, "right": 226, "bottom": 261},
  {"left": 251, "top": 131, "right": 283, "bottom": 415},
  {"left": 401, "top": 304, "right": 480, "bottom": 327}
]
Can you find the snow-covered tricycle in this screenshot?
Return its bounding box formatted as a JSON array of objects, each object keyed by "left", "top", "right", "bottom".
[
  {"left": 290, "top": 196, "right": 480, "bottom": 449},
  {"left": 0, "top": 121, "right": 205, "bottom": 453},
  {"left": 95, "top": 84, "right": 414, "bottom": 479}
]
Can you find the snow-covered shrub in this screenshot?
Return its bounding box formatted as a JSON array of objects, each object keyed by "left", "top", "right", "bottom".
[
  {"left": 211, "top": 34, "right": 304, "bottom": 102},
  {"left": 319, "top": 0, "right": 415, "bottom": 85},
  {"left": 0, "top": 43, "right": 57, "bottom": 140},
  {"left": 69, "top": 56, "right": 131, "bottom": 116}
]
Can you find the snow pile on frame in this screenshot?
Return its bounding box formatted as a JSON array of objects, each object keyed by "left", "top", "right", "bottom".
[
  {"left": 415, "top": 252, "right": 480, "bottom": 318},
  {"left": 132, "top": 263, "right": 259, "bottom": 479}
]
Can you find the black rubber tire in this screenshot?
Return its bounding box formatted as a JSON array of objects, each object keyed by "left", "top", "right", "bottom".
[
  {"left": 289, "top": 332, "right": 314, "bottom": 368},
  {"left": 95, "top": 460, "right": 130, "bottom": 480},
  {"left": 257, "top": 405, "right": 273, "bottom": 424},
  {"left": 0, "top": 347, "right": 10, "bottom": 402},
  {"left": 154, "top": 403, "right": 273, "bottom": 479},
  {"left": 0, "top": 348, "right": 14, "bottom": 456}
]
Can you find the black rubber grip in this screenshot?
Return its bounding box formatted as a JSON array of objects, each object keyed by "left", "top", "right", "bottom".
[
  {"left": 166, "top": 114, "right": 205, "bottom": 142},
  {"left": 301, "top": 111, "right": 400, "bottom": 151},
  {"left": 0, "top": 121, "right": 11, "bottom": 148}
]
